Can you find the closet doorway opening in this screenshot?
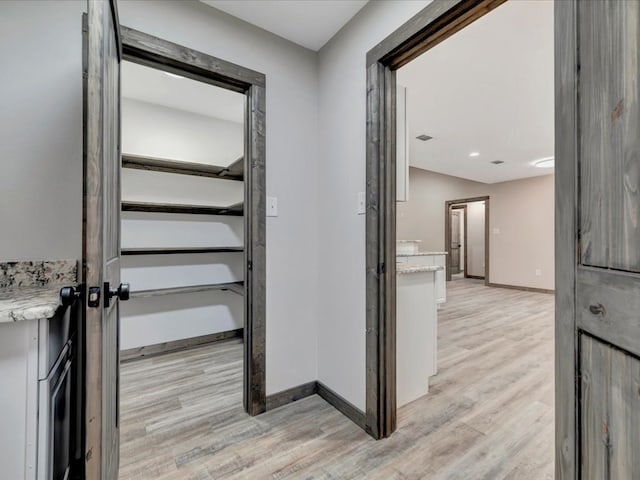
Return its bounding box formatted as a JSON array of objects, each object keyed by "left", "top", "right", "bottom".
[{"left": 116, "top": 27, "right": 266, "bottom": 477}]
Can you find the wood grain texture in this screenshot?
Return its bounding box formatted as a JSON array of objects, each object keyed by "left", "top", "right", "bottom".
[
  {"left": 366, "top": 0, "right": 506, "bottom": 68},
  {"left": 122, "top": 154, "right": 244, "bottom": 181},
  {"left": 554, "top": 1, "right": 578, "bottom": 478},
  {"left": 266, "top": 381, "right": 318, "bottom": 411},
  {"left": 365, "top": 61, "right": 397, "bottom": 439},
  {"left": 580, "top": 334, "right": 640, "bottom": 479},
  {"left": 119, "top": 279, "right": 554, "bottom": 479},
  {"left": 121, "top": 329, "right": 243, "bottom": 362},
  {"left": 129, "top": 282, "right": 244, "bottom": 299},
  {"left": 244, "top": 83, "right": 267, "bottom": 415},
  {"left": 579, "top": 0, "right": 640, "bottom": 273},
  {"left": 120, "top": 26, "right": 265, "bottom": 92},
  {"left": 121, "top": 201, "right": 244, "bottom": 216},
  {"left": 83, "top": 2, "right": 122, "bottom": 478},
  {"left": 121, "top": 247, "right": 243, "bottom": 256}
]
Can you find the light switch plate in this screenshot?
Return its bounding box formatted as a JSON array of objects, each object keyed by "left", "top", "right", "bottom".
[
  {"left": 267, "top": 196, "right": 278, "bottom": 217},
  {"left": 358, "top": 192, "right": 366, "bottom": 215}
]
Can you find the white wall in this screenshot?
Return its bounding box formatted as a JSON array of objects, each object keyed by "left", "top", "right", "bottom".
[
  {"left": 3, "top": 0, "right": 321, "bottom": 396},
  {"left": 317, "top": 1, "right": 431, "bottom": 411},
  {"left": 0, "top": 1, "right": 85, "bottom": 263},
  {"left": 397, "top": 168, "right": 555, "bottom": 290},
  {"left": 118, "top": 0, "right": 321, "bottom": 394},
  {"left": 122, "top": 97, "right": 243, "bottom": 167}
]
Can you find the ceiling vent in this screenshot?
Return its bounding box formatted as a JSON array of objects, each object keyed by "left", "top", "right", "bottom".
[
  {"left": 490, "top": 160, "right": 505, "bottom": 165},
  {"left": 416, "top": 134, "right": 433, "bottom": 141}
]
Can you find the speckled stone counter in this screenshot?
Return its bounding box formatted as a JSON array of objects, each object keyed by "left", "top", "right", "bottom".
[
  {"left": 396, "top": 264, "right": 443, "bottom": 275},
  {"left": 0, "top": 260, "right": 77, "bottom": 323},
  {"left": 397, "top": 251, "right": 448, "bottom": 256}
]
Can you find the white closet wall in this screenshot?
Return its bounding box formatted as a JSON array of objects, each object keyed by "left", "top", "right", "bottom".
[{"left": 120, "top": 91, "right": 245, "bottom": 350}]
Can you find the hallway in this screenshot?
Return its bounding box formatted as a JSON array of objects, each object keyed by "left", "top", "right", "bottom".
[{"left": 119, "top": 279, "right": 554, "bottom": 479}]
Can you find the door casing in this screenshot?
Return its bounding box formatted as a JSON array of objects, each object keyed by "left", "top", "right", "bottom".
[
  {"left": 118, "top": 26, "right": 268, "bottom": 416},
  {"left": 365, "top": 0, "right": 516, "bottom": 440},
  {"left": 445, "top": 197, "right": 489, "bottom": 283}
]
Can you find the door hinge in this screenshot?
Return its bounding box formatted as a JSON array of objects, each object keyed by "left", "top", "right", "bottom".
[
  {"left": 378, "top": 262, "right": 386, "bottom": 275},
  {"left": 247, "top": 260, "right": 253, "bottom": 271}
]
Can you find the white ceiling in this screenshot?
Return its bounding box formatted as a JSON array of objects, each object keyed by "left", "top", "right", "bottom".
[
  {"left": 121, "top": 61, "right": 245, "bottom": 124},
  {"left": 397, "top": 0, "right": 554, "bottom": 184},
  {"left": 200, "top": 0, "right": 369, "bottom": 51}
]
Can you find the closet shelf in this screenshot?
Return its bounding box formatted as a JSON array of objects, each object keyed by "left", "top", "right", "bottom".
[
  {"left": 130, "top": 281, "right": 244, "bottom": 299},
  {"left": 122, "top": 154, "right": 244, "bottom": 181},
  {"left": 122, "top": 201, "right": 244, "bottom": 216},
  {"left": 121, "top": 247, "right": 244, "bottom": 256}
]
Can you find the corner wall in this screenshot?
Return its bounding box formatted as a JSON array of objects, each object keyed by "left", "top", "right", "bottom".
[{"left": 316, "top": 0, "right": 432, "bottom": 411}]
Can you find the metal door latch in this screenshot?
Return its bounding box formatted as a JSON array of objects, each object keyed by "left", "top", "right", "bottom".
[{"left": 88, "top": 287, "right": 101, "bottom": 308}]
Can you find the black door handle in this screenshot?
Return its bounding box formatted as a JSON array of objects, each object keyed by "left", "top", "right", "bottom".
[
  {"left": 105, "top": 282, "right": 130, "bottom": 307},
  {"left": 589, "top": 303, "right": 605, "bottom": 316},
  {"left": 60, "top": 286, "right": 82, "bottom": 307}
]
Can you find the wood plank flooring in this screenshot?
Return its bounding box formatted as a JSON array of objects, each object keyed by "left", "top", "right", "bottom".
[{"left": 119, "top": 279, "right": 554, "bottom": 479}]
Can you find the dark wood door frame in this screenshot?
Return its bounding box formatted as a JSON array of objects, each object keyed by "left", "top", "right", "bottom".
[
  {"left": 365, "top": 0, "right": 506, "bottom": 439},
  {"left": 448, "top": 204, "right": 468, "bottom": 278},
  {"left": 445, "top": 197, "right": 489, "bottom": 284},
  {"left": 119, "top": 27, "right": 267, "bottom": 416}
]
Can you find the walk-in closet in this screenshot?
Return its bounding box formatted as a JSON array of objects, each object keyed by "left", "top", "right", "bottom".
[{"left": 117, "top": 60, "right": 247, "bottom": 469}]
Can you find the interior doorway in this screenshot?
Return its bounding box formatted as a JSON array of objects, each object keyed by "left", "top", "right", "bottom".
[
  {"left": 445, "top": 197, "right": 489, "bottom": 283},
  {"left": 365, "top": 0, "right": 556, "bottom": 456}
]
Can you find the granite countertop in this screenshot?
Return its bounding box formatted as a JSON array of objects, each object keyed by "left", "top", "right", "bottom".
[
  {"left": 0, "top": 260, "right": 77, "bottom": 323},
  {"left": 0, "top": 286, "right": 65, "bottom": 323},
  {"left": 396, "top": 240, "right": 422, "bottom": 243},
  {"left": 397, "top": 251, "right": 448, "bottom": 256},
  {"left": 396, "top": 264, "right": 443, "bottom": 275}
]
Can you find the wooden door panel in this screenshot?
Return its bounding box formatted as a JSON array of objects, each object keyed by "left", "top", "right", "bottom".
[
  {"left": 580, "top": 334, "right": 640, "bottom": 478},
  {"left": 84, "top": 1, "right": 121, "bottom": 479},
  {"left": 577, "top": 268, "right": 640, "bottom": 358},
  {"left": 579, "top": 0, "right": 640, "bottom": 272},
  {"left": 579, "top": 334, "right": 610, "bottom": 479}
]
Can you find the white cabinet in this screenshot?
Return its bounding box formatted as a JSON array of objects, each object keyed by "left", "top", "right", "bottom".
[
  {"left": 397, "top": 253, "right": 447, "bottom": 304},
  {"left": 0, "top": 307, "right": 75, "bottom": 480},
  {"left": 396, "top": 270, "right": 438, "bottom": 407}
]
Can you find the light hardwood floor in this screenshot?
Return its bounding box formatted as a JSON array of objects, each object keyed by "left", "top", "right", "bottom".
[{"left": 119, "top": 279, "right": 554, "bottom": 479}]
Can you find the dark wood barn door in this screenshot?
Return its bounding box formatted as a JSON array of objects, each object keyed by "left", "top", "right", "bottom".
[
  {"left": 557, "top": 0, "right": 640, "bottom": 477},
  {"left": 83, "top": 1, "right": 125, "bottom": 479}
]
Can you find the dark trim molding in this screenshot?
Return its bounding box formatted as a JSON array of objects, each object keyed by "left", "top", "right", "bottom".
[
  {"left": 121, "top": 26, "right": 267, "bottom": 416},
  {"left": 365, "top": 0, "right": 503, "bottom": 440},
  {"left": 466, "top": 275, "right": 485, "bottom": 280},
  {"left": 265, "top": 381, "right": 366, "bottom": 430},
  {"left": 266, "top": 381, "right": 318, "bottom": 411},
  {"left": 445, "top": 196, "right": 489, "bottom": 284},
  {"left": 317, "top": 382, "right": 367, "bottom": 430},
  {"left": 488, "top": 283, "right": 555, "bottom": 295},
  {"left": 449, "top": 204, "right": 468, "bottom": 277},
  {"left": 120, "top": 329, "right": 243, "bottom": 362}
]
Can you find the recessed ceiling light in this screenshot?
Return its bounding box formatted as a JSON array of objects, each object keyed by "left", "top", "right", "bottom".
[
  {"left": 165, "top": 72, "right": 184, "bottom": 79},
  {"left": 534, "top": 157, "right": 555, "bottom": 168},
  {"left": 491, "top": 160, "right": 504, "bottom": 165},
  {"left": 469, "top": 152, "right": 480, "bottom": 157},
  {"left": 416, "top": 134, "right": 433, "bottom": 141}
]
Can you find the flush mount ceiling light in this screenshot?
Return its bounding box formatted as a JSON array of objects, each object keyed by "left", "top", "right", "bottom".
[
  {"left": 491, "top": 160, "right": 504, "bottom": 165},
  {"left": 416, "top": 134, "right": 433, "bottom": 141},
  {"left": 165, "top": 72, "right": 184, "bottom": 79},
  {"left": 534, "top": 157, "right": 555, "bottom": 168},
  {"left": 469, "top": 152, "right": 480, "bottom": 157}
]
